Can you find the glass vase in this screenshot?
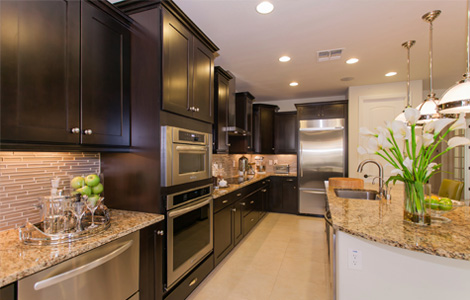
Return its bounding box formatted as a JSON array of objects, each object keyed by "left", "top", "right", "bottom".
[{"left": 403, "top": 181, "right": 431, "bottom": 225}]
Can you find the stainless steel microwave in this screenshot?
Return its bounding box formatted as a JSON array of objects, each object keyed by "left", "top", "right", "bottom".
[{"left": 161, "top": 126, "right": 212, "bottom": 187}]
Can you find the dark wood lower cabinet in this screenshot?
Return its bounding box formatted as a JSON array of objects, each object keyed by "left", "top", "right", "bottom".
[
  {"left": 0, "top": 283, "right": 15, "bottom": 300},
  {"left": 214, "top": 204, "right": 236, "bottom": 266},
  {"left": 269, "top": 176, "right": 298, "bottom": 214},
  {"left": 140, "top": 222, "right": 164, "bottom": 300}
]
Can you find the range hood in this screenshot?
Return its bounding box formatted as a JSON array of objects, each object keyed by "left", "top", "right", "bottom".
[{"left": 222, "top": 71, "right": 247, "bottom": 135}]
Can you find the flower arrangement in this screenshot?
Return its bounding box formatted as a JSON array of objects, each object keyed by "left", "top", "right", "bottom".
[{"left": 358, "top": 108, "right": 470, "bottom": 225}]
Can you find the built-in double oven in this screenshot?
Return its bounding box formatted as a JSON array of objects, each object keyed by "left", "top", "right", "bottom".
[
  {"left": 161, "top": 126, "right": 212, "bottom": 187},
  {"left": 161, "top": 126, "right": 214, "bottom": 291},
  {"left": 165, "top": 184, "right": 213, "bottom": 289}
]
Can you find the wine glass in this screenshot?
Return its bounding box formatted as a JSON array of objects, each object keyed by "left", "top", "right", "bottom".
[
  {"left": 85, "top": 196, "right": 103, "bottom": 229},
  {"left": 71, "top": 201, "right": 86, "bottom": 232}
]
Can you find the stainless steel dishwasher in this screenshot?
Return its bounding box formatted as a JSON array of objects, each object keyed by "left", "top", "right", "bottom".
[
  {"left": 18, "top": 231, "right": 140, "bottom": 300},
  {"left": 325, "top": 209, "right": 336, "bottom": 300}
]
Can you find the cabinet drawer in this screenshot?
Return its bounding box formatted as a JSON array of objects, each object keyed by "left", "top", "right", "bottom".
[
  {"left": 241, "top": 193, "right": 259, "bottom": 216},
  {"left": 243, "top": 210, "right": 258, "bottom": 236},
  {"left": 213, "top": 193, "right": 235, "bottom": 213}
]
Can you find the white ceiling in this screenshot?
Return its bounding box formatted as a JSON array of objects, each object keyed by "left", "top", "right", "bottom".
[{"left": 173, "top": 0, "right": 468, "bottom": 102}]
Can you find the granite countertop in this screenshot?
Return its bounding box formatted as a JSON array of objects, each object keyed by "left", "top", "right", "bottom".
[
  {"left": 212, "top": 172, "right": 297, "bottom": 199},
  {"left": 327, "top": 183, "right": 470, "bottom": 260},
  {"left": 0, "top": 209, "right": 164, "bottom": 288}
]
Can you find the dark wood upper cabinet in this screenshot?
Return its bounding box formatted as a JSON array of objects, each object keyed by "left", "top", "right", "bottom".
[
  {"left": 274, "top": 111, "right": 297, "bottom": 154},
  {"left": 162, "top": 8, "right": 215, "bottom": 123},
  {"left": 296, "top": 102, "right": 346, "bottom": 120},
  {"left": 0, "top": 0, "right": 131, "bottom": 147},
  {"left": 81, "top": 1, "right": 130, "bottom": 146},
  {"left": 0, "top": 0, "right": 80, "bottom": 144},
  {"left": 253, "top": 104, "right": 278, "bottom": 154},
  {"left": 213, "top": 67, "right": 232, "bottom": 154},
  {"left": 162, "top": 8, "right": 192, "bottom": 119}
]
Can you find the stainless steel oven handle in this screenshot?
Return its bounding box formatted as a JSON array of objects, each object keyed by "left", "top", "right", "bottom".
[
  {"left": 34, "top": 240, "right": 133, "bottom": 291},
  {"left": 168, "top": 197, "right": 212, "bottom": 218},
  {"left": 175, "top": 145, "right": 208, "bottom": 152}
]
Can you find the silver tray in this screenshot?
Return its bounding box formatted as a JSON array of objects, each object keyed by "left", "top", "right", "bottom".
[{"left": 19, "top": 209, "right": 111, "bottom": 245}]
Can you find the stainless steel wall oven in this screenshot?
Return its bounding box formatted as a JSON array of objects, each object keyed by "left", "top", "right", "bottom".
[
  {"left": 165, "top": 184, "right": 213, "bottom": 289},
  {"left": 161, "top": 126, "right": 212, "bottom": 187}
]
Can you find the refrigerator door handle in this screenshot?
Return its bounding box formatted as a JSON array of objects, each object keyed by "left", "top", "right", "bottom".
[{"left": 300, "top": 142, "right": 303, "bottom": 178}]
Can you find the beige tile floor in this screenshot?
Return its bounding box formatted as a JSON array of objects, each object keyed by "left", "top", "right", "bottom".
[{"left": 187, "top": 213, "right": 329, "bottom": 300}]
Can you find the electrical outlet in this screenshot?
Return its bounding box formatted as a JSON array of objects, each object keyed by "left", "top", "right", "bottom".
[
  {"left": 348, "top": 248, "right": 362, "bottom": 270},
  {"left": 269, "top": 160, "right": 273, "bottom": 166},
  {"left": 274, "top": 159, "right": 278, "bottom": 165},
  {"left": 232, "top": 160, "right": 236, "bottom": 167}
]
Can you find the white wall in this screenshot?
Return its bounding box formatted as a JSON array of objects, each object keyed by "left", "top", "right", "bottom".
[
  {"left": 255, "top": 95, "right": 346, "bottom": 112},
  {"left": 348, "top": 80, "right": 423, "bottom": 179}
]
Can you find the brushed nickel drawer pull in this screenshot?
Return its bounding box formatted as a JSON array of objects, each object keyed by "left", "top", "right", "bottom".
[
  {"left": 250, "top": 218, "right": 255, "bottom": 222},
  {"left": 189, "top": 277, "right": 198, "bottom": 286},
  {"left": 222, "top": 200, "right": 228, "bottom": 204},
  {"left": 250, "top": 201, "right": 254, "bottom": 204},
  {"left": 241, "top": 202, "right": 246, "bottom": 206},
  {"left": 237, "top": 193, "right": 242, "bottom": 197},
  {"left": 232, "top": 208, "right": 237, "bottom": 212},
  {"left": 286, "top": 179, "right": 294, "bottom": 182}
]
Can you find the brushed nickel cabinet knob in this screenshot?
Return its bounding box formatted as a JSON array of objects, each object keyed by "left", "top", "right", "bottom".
[
  {"left": 157, "top": 230, "right": 164, "bottom": 236},
  {"left": 71, "top": 127, "right": 80, "bottom": 134},
  {"left": 84, "top": 129, "right": 93, "bottom": 135}
]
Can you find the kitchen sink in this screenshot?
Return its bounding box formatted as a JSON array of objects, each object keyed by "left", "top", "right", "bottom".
[{"left": 334, "top": 188, "right": 380, "bottom": 200}]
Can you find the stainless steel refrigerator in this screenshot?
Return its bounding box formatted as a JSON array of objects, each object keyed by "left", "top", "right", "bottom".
[{"left": 298, "top": 118, "right": 346, "bottom": 215}]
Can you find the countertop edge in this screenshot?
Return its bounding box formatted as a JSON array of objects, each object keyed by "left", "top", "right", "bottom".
[{"left": 0, "top": 210, "right": 164, "bottom": 288}]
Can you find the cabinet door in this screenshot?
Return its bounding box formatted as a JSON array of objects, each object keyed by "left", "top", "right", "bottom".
[
  {"left": 253, "top": 106, "right": 276, "bottom": 154},
  {"left": 81, "top": 2, "right": 130, "bottom": 146},
  {"left": 214, "top": 71, "right": 229, "bottom": 153},
  {"left": 269, "top": 177, "right": 283, "bottom": 212},
  {"left": 0, "top": 0, "right": 80, "bottom": 144},
  {"left": 162, "top": 9, "right": 191, "bottom": 118},
  {"left": 322, "top": 103, "right": 345, "bottom": 118},
  {"left": 246, "top": 98, "right": 253, "bottom": 152},
  {"left": 192, "top": 39, "right": 214, "bottom": 123},
  {"left": 234, "top": 200, "right": 244, "bottom": 245},
  {"left": 140, "top": 222, "right": 164, "bottom": 300},
  {"left": 214, "top": 205, "right": 235, "bottom": 266},
  {"left": 282, "top": 177, "right": 298, "bottom": 214},
  {"left": 274, "top": 112, "right": 297, "bottom": 154}
]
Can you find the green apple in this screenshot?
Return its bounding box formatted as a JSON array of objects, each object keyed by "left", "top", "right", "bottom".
[
  {"left": 439, "top": 198, "right": 453, "bottom": 211},
  {"left": 77, "top": 186, "right": 92, "bottom": 196},
  {"left": 91, "top": 183, "right": 103, "bottom": 195},
  {"left": 71, "top": 176, "right": 85, "bottom": 189},
  {"left": 85, "top": 174, "right": 100, "bottom": 187}
]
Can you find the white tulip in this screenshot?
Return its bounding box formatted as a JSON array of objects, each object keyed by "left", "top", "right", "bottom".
[
  {"left": 391, "top": 169, "right": 403, "bottom": 177},
  {"left": 391, "top": 120, "right": 407, "bottom": 136},
  {"left": 378, "top": 133, "right": 393, "bottom": 149},
  {"left": 450, "top": 113, "right": 466, "bottom": 131},
  {"left": 433, "top": 118, "right": 454, "bottom": 135},
  {"left": 367, "top": 137, "right": 379, "bottom": 153},
  {"left": 403, "top": 157, "right": 413, "bottom": 172},
  {"left": 404, "top": 108, "right": 420, "bottom": 125},
  {"left": 426, "top": 163, "right": 438, "bottom": 178},
  {"left": 423, "top": 133, "right": 434, "bottom": 147},
  {"left": 360, "top": 127, "right": 376, "bottom": 136},
  {"left": 447, "top": 137, "right": 470, "bottom": 149},
  {"left": 423, "top": 121, "right": 435, "bottom": 133},
  {"left": 357, "top": 146, "right": 368, "bottom": 155}
]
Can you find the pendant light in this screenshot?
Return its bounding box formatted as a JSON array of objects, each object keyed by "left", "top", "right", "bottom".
[
  {"left": 395, "top": 40, "right": 416, "bottom": 122},
  {"left": 416, "top": 10, "right": 442, "bottom": 124},
  {"left": 439, "top": 0, "right": 470, "bottom": 114}
]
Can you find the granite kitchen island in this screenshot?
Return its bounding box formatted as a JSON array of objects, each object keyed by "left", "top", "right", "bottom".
[{"left": 327, "top": 183, "right": 470, "bottom": 300}]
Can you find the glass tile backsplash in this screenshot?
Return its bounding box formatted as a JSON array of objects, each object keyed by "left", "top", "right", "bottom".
[{"left": 0, "top": 152, "right": 100, "bottom": 231}]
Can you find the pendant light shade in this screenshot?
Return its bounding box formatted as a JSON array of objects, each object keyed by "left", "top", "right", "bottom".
[
  {"left": 416, "top": 10, "right": 442, "bottom": 124},
  {"left": 439, "top": 0, "right": 470, "bottom": 114},
  {"left": 395, "top": 40, "right": 416, "bottom": 122}
]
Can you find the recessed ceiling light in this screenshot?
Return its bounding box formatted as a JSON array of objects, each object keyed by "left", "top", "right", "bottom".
[
  {"left": 290, "top": 82, "right": 299, "bottom": 87},
  {"left": 279, "top": 56, "right": 291, "bottom": 62},
  {"left": 346, "top": 58, "right": 359, "bottom": 64},
  {"left": 256, "top": 1, "right": 274, "bottom": 14},
  {"left": 385, "top": 72, "right": 397, "bottom": 77}
]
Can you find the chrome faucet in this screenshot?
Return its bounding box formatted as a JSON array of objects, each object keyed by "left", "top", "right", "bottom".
[{"left": 357, "top": 159, "right": 386, "bottom": 198}]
